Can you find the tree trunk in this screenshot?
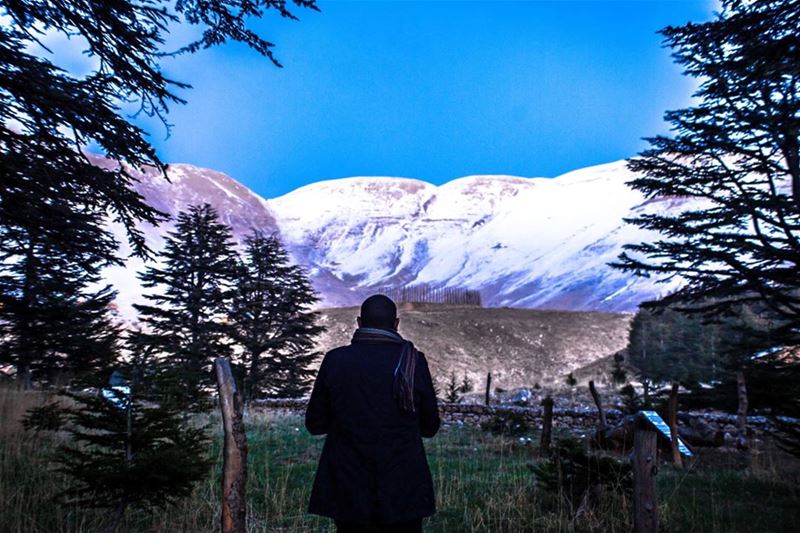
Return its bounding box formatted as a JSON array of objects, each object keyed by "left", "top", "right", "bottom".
[
  {"left": 18, "top": 239, "right": 36, "bottom": 391},
  {"left": 632, "top": 416, "right": 659, "bottom": 533},
  {"left": 668, "top": 383, "right": 683, "bottom": 469},
  {"left": 215, "top": 357, "right": 248, "bottom": 533},
  {"left": 736, "top": 369, "right": 749, "bottom": 450},
  {"left": 17, "top": 365, "right": 32, "bottom": 390}
]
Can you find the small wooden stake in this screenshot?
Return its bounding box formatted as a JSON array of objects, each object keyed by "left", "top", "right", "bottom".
[
  {"left": 485, "top": 372, "right": 492, "bottom": 406},
  {"left": 588, "top": 380, "right": 608, "bottom": 447},
  {"left": 540, "top": 396, "right": 554, "bottom": 456},
  {"left": 588, "top": 380, "right": 607, "bottom": 430},
  {"left": 668, "top": 383, "right": 683, "bottom": 469},
  {"left": 215, "top": 358, "right": 248, "bottom": 533},
  {"left": 632, "top": 415, "right": 659, "bottom": 533}
]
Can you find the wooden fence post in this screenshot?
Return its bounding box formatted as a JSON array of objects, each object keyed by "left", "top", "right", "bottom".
[
  {"left": 485, "top": 372, "right": 492, "bottom": 406},
  {"left": 540, "top": 396, "right": 554, "bottom": 457},
  {"left": 668, "top": 383, "right": 683, "bottom": 469},
  {"left": 588, "top": 380, "right": 607, "bottom": 447},
  {"left": 215, "top": 358, "right": 248, "bottom": 533},
  {"left": 632, "top": 415, "right": 659, "bottom": 533},
  {"left": 588, "top": 380, "right": 607, "bottom": 429},
  {"left": 736, "top": 370, "right": 749, "bottom": 450}
]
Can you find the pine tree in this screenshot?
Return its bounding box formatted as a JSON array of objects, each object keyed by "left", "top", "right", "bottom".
[
  {"left": 627, "top": 307, "right": 683, "bottom": 403},
  {"left": 229, "top": 231, "right": 323, "bottom": 401},
  {"left": 761, "top": 354, "right": 800, "bottom": 457},
  {"left": 612, "top": 0, "right": 800, "bottom": 342},
  {"left": 612, "top": 1, "right": 800, "bottom": 453},
  {"left": 1, "top": 0, "right": 319, "bottom": 262},
  {"left": 134, "top": 203, "right": 238, "bottom": 411},
  {"left": 628, "top": 300, "right": 781, "bottom": 447},
  {"left": 269, "top": 259, "right": 325, "bottom": 398},
  {"left": 445, "top": 371, "right": 461, "bottom": 403},
  {"left": 55, "top": 287, "right": 122, "bottom": 380},
  {"left": 1, "top": 0, "right": 317, "bottom": 389},
  {"left": 459, "top": 373, "right": 474, "bottom": 394},
  {"left": 0, "top": 216, "right": 121, "bottom": 387},
  {"left": 626, "top": 305, "right": 733, "bottom": 397},
  {"left": 611, "top": 353, "right": 627, "bottom": 387},
  {"left": 28, "top": 285, "right": 122, "bottom": 385},
  {"left": 24, "top": 333, "right": 211, "bottom": 533}
]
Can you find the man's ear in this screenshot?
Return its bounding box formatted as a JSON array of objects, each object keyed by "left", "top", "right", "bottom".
[
  {"left": 357, "top": 317, "right": 362, "bottom": 328},
  {"left": 394, "top": 317, "right": 400, "bottom": 330}
]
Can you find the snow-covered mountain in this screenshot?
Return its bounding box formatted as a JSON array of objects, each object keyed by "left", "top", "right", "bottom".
[{"left": 103, "top": 158, "right": 682, "bottom": 317}]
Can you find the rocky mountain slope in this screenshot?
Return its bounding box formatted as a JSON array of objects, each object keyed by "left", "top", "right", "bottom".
[{"left": 101, "top": 157, "right": 681, "bottom": 317}]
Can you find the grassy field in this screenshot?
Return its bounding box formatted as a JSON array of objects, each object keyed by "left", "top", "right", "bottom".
[{"left": 1, "top": 389, "right": 799, "bottom": 532}]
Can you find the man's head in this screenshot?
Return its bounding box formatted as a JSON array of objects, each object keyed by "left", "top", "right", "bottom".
[{"left": 357, "top": 294, "right": 399, "bottom": 331}]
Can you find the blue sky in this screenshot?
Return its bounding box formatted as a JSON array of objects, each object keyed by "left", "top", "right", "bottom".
[{"left": 138, "top": 0, "right": 717, "bottom": 198}]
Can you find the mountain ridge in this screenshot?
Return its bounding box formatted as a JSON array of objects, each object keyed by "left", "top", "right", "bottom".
[{"left": 100, "top": 157, "right": 679, "bottom": 318}]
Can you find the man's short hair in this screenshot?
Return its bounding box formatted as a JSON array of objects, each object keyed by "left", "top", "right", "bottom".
[{"left": 360, "top": 294, "right": 397, "bottom": 329}]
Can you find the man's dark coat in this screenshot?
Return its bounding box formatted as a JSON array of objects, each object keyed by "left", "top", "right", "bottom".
[{"left": 305, "top": 334, "right": 440, "bottom": 525}]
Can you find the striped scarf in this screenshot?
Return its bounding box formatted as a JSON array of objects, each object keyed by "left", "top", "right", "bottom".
[{"left": 351, "top": 327, "right": 417, "bottom": 413}]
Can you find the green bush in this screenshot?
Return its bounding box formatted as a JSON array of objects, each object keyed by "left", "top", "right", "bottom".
[
  {"left": 480, "top": 409, "right": 531, "bottom": 437},
  {"left": 530, "top": 437, "right": 632, "bottom": 512}
]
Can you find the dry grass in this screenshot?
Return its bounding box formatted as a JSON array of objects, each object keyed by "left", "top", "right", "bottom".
[{"left": 1, "top": 387, "right": 798, "bottom": 532}]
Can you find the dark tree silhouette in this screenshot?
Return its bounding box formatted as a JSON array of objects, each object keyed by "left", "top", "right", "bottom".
[
  {"left": 626, "top": 306, "right": 723, "bottom": 398},
  {"left": 229, "top": 231, "right": 323, "bottom": 401},
  {"left": 0, "top": 215, "right": 120, "bottom": 387},
  {"left": 612, "top": 0, "right": 800, "bottom": 453},
  {"left": 0, "top": 0, "right": 318, "bottom": 388},
  {"left": 24, "top": 334, "right": 211, "bottom": 533},
  {"left": 626, "top": 302, "right": 776, "bottom": 404},
  {"left": 444, "top": 371, "right": 461, "bottom": 403},
  {"left": 134, "top": 204, "right": 238, "bottom": 410},
  {"left": 612, "top": 0, "right": 800, "bottom": 340},
  {"left": 1, "top": 0, "right": 318, "bottom": 253},
  {"left": 42, "top": 286, "right": 121, "bottom": 383}
]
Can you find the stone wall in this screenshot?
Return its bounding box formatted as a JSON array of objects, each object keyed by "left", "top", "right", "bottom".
[{"left": 251, "top": 398, "right": 792, "bottom": 435}]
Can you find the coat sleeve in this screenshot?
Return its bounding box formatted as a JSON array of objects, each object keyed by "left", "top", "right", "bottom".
[
  {"left": 305, "top": 352, "right": 332, "bottom": 435},
  {"left": 416, "top": 351, "right": 441, "bottom": 438}
]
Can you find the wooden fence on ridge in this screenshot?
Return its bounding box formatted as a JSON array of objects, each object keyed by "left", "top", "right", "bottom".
[{"left": 381, "top": 285, "right": 482, "bottom": 306}]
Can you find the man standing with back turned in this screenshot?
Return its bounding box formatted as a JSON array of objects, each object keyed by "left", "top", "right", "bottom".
[{"left": 306, "top": 294, "right": 440, "bottom": 532}]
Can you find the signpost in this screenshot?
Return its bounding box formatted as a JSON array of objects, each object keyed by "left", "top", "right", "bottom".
[{"left": 640, "top": 410, "right": 693, "bottom": 457}]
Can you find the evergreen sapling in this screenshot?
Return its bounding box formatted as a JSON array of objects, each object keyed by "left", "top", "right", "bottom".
[{"left": 23, "top": 335, "right": 211, "bottom": 533}]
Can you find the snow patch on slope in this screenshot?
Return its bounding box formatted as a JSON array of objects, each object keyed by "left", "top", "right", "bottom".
[
  {"left": 101, "top": 158, "right": 682, "bottom": 316},
  {"left": 266, "top": 160, "right": 678, "bottom": 311}
]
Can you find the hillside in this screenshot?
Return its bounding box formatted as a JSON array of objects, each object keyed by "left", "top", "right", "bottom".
[{"left": 315, "top": 304, "right": 632, "bottom": 391}]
